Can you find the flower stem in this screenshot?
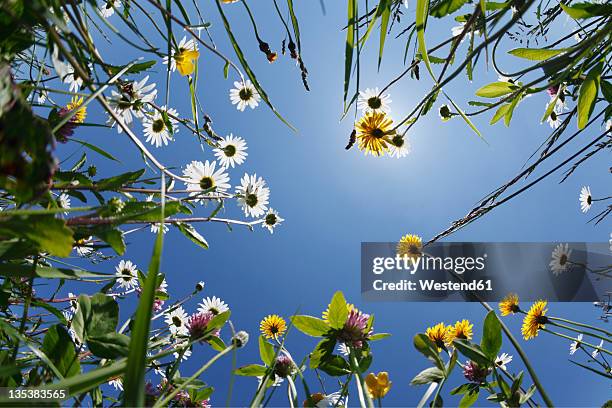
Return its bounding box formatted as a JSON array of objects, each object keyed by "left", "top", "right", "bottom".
[
  {"left": 349, "top": 351, "right": 374, "bottom": 408},
  {"left": 548, "top": 316, "right": 612, "bottom": 337},
  {"left": 547, "top": 320, "right": 610, "bottom": 343},
  {"left": 542, "top": 329, "right": 611, "bottom": 356}
]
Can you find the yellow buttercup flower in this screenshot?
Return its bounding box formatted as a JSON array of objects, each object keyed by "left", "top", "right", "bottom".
[
  {"left": 322, "top": 303, "right": 356, "bottom": 324},
  {"left": 426, "top": 322, "right": 449, "bottom": 351},
  {"left": 175, "top": 49, "right": 200, "bottom": 76},
  {"left": 445, "top": 319, "right": 473, "bottom": 346},
  {"left": 499, "top": 293, "right": 520, "bottom": 316},
  {"left": 260, "top": 314, "right": 286, "bottom": 339},
  {"left": 365, "top": 372, "right": 391, "bottom": 399},
  {"left": 522, "top": 300, "right": 548, "bottom": 340},
  {"left": 355, "top": 111, "right": 394, "bottom": 156},
  {"left": 66, "top": 96, "right": 87, "bottom": 123},
  {"left": 396, "top": 234, "right": 423, "bottom": 260}
]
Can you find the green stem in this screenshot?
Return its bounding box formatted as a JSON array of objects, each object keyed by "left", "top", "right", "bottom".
[
  {"left": 153, "top": 345, "right": 235, "bottom": 407},
  {"left": 542, "top": 329, "right": 611, "bottom": 356},
  {"left": 349, "top": 350, "right": 374, "bottom": 408},
  {"left": 547, "top": 320, "right": 610, "bottom": 344},
  {"left": 548, "top": 316, "right": 612, "bottom": 337}
]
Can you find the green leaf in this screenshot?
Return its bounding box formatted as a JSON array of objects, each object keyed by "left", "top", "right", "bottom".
[
  {"left": 0, "top": 264, "right": 112, "bottom": 280},
  {"left": 480, "top": 311, "right": 502, "bottom": 360},
  {"left": 600, "top": 80, "right": 612, "bottom": 102},
  {"left": 88, "top": 293, "right": 119, "bottom": 338},
  {"left": 430, "top": 0, "right": 469, "bottom": 17},
  {"left": 326, "top": 291, "right": 348, "bottom": 330},
  {"left": 47, "top": 359, "right": 127, "bottom": 398},
  {"left": 286, "top": 0, "right": 302, "bottom": 53},
  {"left": 93, "top": 227, "right": 126, "bottom": 255},
  {"left": 559, "top": 2, "right": 612, "bottom": 19},
  {"left": 71, "top": 295, "right": 91, "bottom": 344},
  {"left": 174, "top": 222, "right": 208, "bottom": 249},
  {"left": 0, "top": 215, "right": 74, "bottom": 257},
  {"left": 453, "top": 339, "right": 491, "bottom": 367},
  {"left": 508, "top": 47, "right": 567, "bottom": 61},
  {"left": 123, "top": 212, "right": 164, "bottom": 407},
  {"left": 445, "top": 94, "right": 484, "bottom": 141},
  {"left": 490, "top": 104, "right": 511, "bottom": 125},
  {"left": 310, "top": 337, "right": 336, "bottom": 369},
  {"left": 95, "top": 169, "right": 145, "bottom": 190},
  {"left": 290, "top": 315, "right": 330, "bottom": 337},
  {"left": 87, "top": 333, "right": 130, "bottom": 359},
  {"left": 577, "top": 65, "right": 600, "bottom": 129},
  {"left": 370, "top": 333, "right": 392, "bottom": 341},
  {"left": 413, "top": 333, "right": 445, "bottom": 371},
  {"left": 475, "top": 82, "right": 518, "bottom": 98},
  {"left": 503, "top": 92, "right": 522, "bottom": 127},
  {"left": 42, "top": 325, "right": 80, "bottom": 378},
  {"left": 71, "top": 139, "right": 120, "bottom": 162},
  {"left": 214, "top": 0, "right": 295, "bottom": 131},
  {"left": 107, "top": 60, "right": 156, "bottom": 75},
  {"left": 459, "top": 387, "right": 480, "bottom": 408},
  {"left": 234, "top": 364, "right": 268, "bottom": 377},
  {"left": 343, "top": 0, "right": 356, "bottom": 105},
  {"left": 318, "top": 355, "right": 351, "bottom": 376},
  {"left": 207, "top": 310, "right": 230, "bottom": 331},
  {"left": 259, "top": 336, "right": 275, "bottom": 366},
  {"left": 208, "top": 336, "right": 226, "bottom": 352},
  {"left": 410, "top": 367, "right": 445, "bottom": 385}
]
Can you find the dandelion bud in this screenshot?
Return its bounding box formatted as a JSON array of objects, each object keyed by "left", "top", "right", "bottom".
[
  {"left": 87, "top": 165, "right": 97, "bottom": 177},
  {"left": 232, "top": 330, "right": 249, "bottom": 348},
  {"left": 438, "top": 104, "right": 452, "bottom": 122},
  {"left": 288, "top": 41, "right": 298, "bottom": 59}
]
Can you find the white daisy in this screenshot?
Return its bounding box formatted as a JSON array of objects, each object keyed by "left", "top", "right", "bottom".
[
  {"left": 158, "top": 277, "right": 168, "bottom": 293},
  {"left": 213, "top": 134, "right": 248, "bottom": 168},
  {"left": 165, "top": 306, "right": 189, "bottom": 336},
  {"left": 236, "top": 173, "right": 270, "bottom": 218},
  {"left": 108, "top": 76, "right": 157, "bottom": 133},
  {"left": 257, "top": 375, "right": 283, "bottom": 388},
  {"left": 388, "top": 135, "right": 411, "bottom": 158},
  {"left": 569, "top": 334, "right": 583, "bottom": 355},
  {"left": 173, "top": 341, "right": 192, "bottom": 361},
  {"left": 182, "top": 160, "right": 231, "bottom": 202},
  {"left": 68, "top": 292, "right": 78, "bottom": 313},
  {"left": 163, "top": 36, "right": 199, "bottom": 72},
  {"left": 494, "top": 353, "right": 513, "bottom": 370},
  {"left": 142, "top": 106, "right": 179, "bottom": 147},
  {"left": 51, "top": 46, "right": 83, "bottom": 93},
  {"left": 99, "top": 0, "right": 121, "bottom": 17},
  {"left": 337, "top": 342, "right": 350, "bottom": 357},
  {"left": 114, "top": 260, "right": 139, "bottom": 290},
  {"left": 546, "top": 110, "right": 562, "bottom": 129},
  {"left": 197, "top": 296, "right": 229, "bottom": 315},
  {"left": 57, "top": 193, "right": 71, "bottom": 215},
  {"left": 579, "top": 186, "right": 592, "bottom": 213},
  {"left": 606, "top": 119, "right": 611, "bottom": 131},
  {"left": 318, "top": 391, "right": 347, "bottom": 407},
  {"left": 592, "top": 340, "right": 603, "bottom": 359},
  {"left": 262, "top": 208, "right": 284, "bottom": 234},
  {"left": 451, "top": 23, "right": 479, "bottom": 42},
  {"left": 357, "top": 87, "right": 392, "bottom": 114},
  {"left": 497, "top": 75, "right": 512, "bottom": 83},
  {"left": 229, "top": 80, "right": 260, "bottom": 111},
  {"left": 549, "top": 243, "right": 572, "bottom": 276},
  {"left": 37, "top": 90, "right": 48, "bottom": 104},
  {"left": 108, "top": 378, "right": 123, "bottom": 391},
  {"left": 151, "top": 223, "right": 169, "bottom": 234},
  {"left": 74, "top": 236, "right": 94, "bottom": 256}
]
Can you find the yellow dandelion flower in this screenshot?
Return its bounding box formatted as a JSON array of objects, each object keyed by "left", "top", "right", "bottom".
[
  {"left": 445, "top": 319, "right": 473, "bottom": 346},
  {"left": 321, "top": 303, "right": 356, "bottom": 323},
  {"left": 175, "top": 49, "right": 200, "bottom": 76},
  {"left": 355, "top": 111, "right": 394, "bottom": 156},
  {"left": 521, "top": 300, "right": 548, "bottom": 340},
  {"left": 66, "top": 96, "right": 87, "bottom": 123},
  {"left": 260, "top": 314, "right": 286, "bottom": 339},
  {"left": 499, "top": 293, "right": 520, "bottom": 316},
  {"left": 365, "top": 372, "right": 391, "bottom": 399},
  {"left": 396, "top": 234, "right": 423, "bottom": 261},
  {"left": 426, "top": 322, "right": 449, "bottom": 351}
]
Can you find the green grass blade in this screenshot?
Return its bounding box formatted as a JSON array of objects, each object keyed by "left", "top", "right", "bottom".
[
  {"left": 214, "top": 0, "right": 295, "bottom": 131},
  {"left": 286, "top": 0, "right": 302, "bottom": 52},
  {"left": 343, "top": 0, "right": 356, "bottom": 107},
  {"left": 378, "top": 0, "right": 391, "bottom": 70},
  {"left": 416, "top": 0, "right": 434, "bottom": 79},
  {"left": 122, "top": 190, "right": 165, "bottom": 406},
  {"left": 444, "top": 92, "right": 486, "bottom": 143}
]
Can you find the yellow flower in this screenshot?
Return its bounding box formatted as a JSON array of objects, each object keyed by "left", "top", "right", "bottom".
[
  {"left": 66, "top": 96, "right": 87, "bottom": 123},
  {"left": 221, "top": 0, "right": 239, "bottom": 3},
  {"left": 365, "top": 372, "right": 391, "bottom": 399},
  {"left": 355, "top": 111, "right": 394, "bottom": 156},
  {"left": 445, "top": 319, "right": 473, "bottom": 346},
  {"left": 499, "top": 293, "right": 520, "bottom": 316},
  {"left": 260, "top": 314, "right": 286, "bottom": 339},
  {"left": 175, "top": 49, "right": 200, "bottom": 76},
  {"left": 521, "top": 300, "right": 548, "bottom": 340},
  {"left": 396, "top": 234, "right": 423, "bottom": 260},
  {"left": 322, "top": 303, "right": 356, "bottom": 323},
  {"left": 426, "top": 322, "right": 449, "bottom": 351}
]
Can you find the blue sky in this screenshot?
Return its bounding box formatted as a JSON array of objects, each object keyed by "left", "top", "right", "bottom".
[{"left": 52, "top": 1, "right": 611, "bottom": 406}]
